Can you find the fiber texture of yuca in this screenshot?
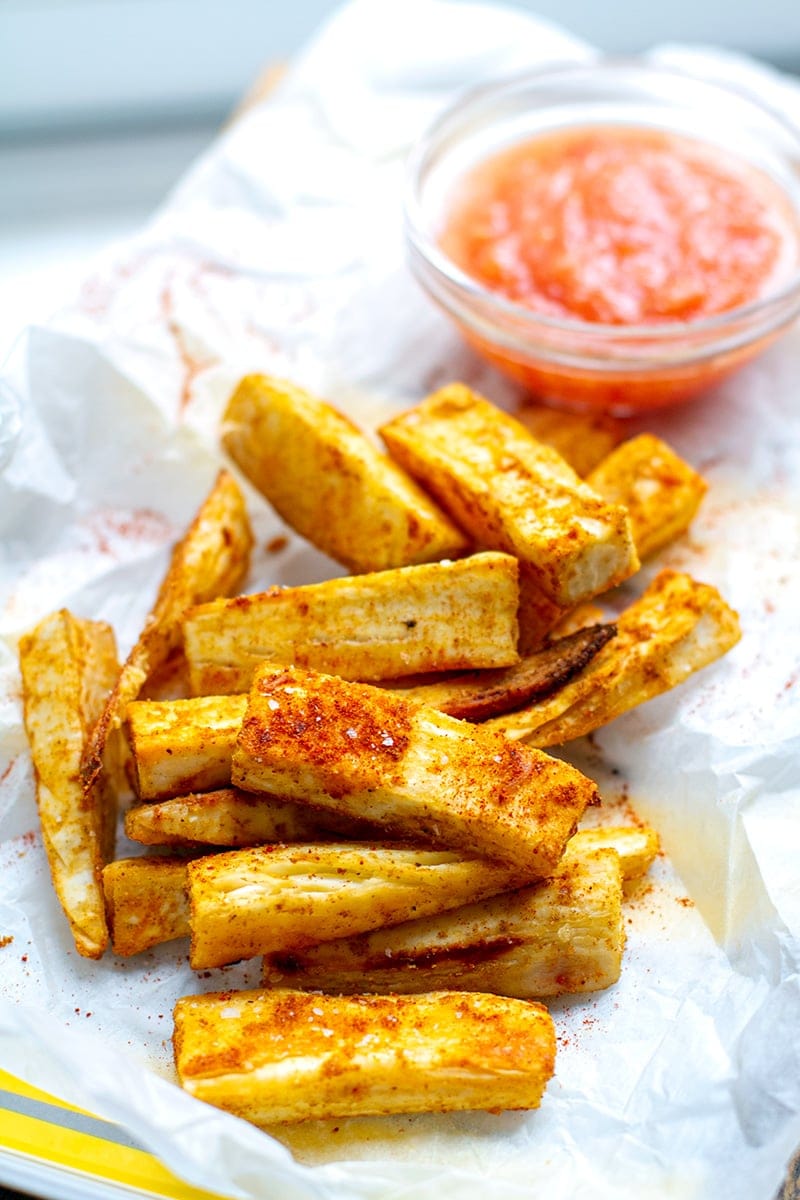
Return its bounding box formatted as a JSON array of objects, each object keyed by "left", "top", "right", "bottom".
[
  {"left": 173, "top": 988, "right": 556, "bottom": 1123},
  {"left": 262, "top": 848, "right": 625, "bottom": 998}
]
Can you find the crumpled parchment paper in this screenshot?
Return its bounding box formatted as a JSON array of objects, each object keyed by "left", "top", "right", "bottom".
[{"left": 1, "top": 2, "right": 799, "bottom": 1198}]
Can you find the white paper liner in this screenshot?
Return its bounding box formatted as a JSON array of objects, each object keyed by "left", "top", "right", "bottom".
[{"left": 1, "top": 2, "right": 799, "bottom": 1197}]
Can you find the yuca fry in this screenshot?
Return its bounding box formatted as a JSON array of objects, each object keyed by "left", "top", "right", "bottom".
[
  {"left": 515, "top": 437, "right": 706, "bottom": 651},
  {"left": 102, "top": 857, "right": 189, "bottom": 956},
  {"left": 489, "top": 569, "right": 741, "bottom": 745},
  {"left": 514, "top": 405, "right": 623, "bottom": 476},
  {"left": 567, "top": 824, "right": 659, "bottom": 880},
  {"left": 19, "top": 611, "right": 120, "bottom": 959},
  {"left": 233, "top": 665, "right": 597, "bottom": 875},
  {"left": 82, "top": 470, "right": 252, "bottom": 799},
  {"left": 587, "top": 434, "right": 708, "bottom": 560},
  {"left": 263, "top": 848, "right": 624, "bottom": 999},
  {"left": 392, "top": 623, "right": 616, "bottom": 720},
  {"left": 173, "top": 988, "right": 556, "bottom": 1123},
  {"left": 188, "top": 842, "right": 536, "bottom": 969},
  {"left": 125, "top": 787, "right": 380, "bottom": 847},
  {"left": 379, "top": 384, "right": 638, "bottom": 606},
  {"left": 222, "top": 374, "right": 468, "bottom": 572},
  {"left": 183, "top": 552, "right": 519, "bottom": 695},
  {"left": 128, "top": 693, "right": 248, "bottom": 800}
]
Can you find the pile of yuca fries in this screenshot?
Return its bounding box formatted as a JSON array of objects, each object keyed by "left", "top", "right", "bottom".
[{"left": 19, "top": 378, "right": 740, "bottom": 1127}]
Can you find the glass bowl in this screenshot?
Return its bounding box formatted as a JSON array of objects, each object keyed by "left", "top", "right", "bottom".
[{"left": 405, "top": 59, "right": 800, "bottom": 415}]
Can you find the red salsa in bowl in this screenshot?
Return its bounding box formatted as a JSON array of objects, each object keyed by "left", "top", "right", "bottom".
[
  {"left": 406, "top": 62, "right": 800, "bottom": 414},
  {"left": 442, "top": 126, "right": 796, "bottom": 326}
]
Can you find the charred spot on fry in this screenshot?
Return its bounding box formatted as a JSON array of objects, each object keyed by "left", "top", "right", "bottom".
[{"left": 393, "top": 623, "right": 617, "bottom": 721}]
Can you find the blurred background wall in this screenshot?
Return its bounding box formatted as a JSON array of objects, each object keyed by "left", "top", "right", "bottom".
[{"left": 1, "top": 0, "right": 799, "bottom": 358}]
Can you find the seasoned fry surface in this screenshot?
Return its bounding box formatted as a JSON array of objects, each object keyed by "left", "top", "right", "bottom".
[
  {"left": 183, "top": 552, "right": 519, "bottom": 694},
  {"left": 103, "top": 857, "right": 189, "bottom": 956},
  {"left": 233, "top": 665, "right": 597, "bottom": 875},
  {"left": 567, "top": 825, "right": 659, "bottom": 881},
  {"left": 173, "top": 988, "right": 556, "bottom": 1123},
  {"left": 514, "top": 406, "right": 622, "bottom": 477},
  {"left": 128, "top": 693, "right": 248, "bottom": 800},
  {"left": 263, "top": 849, "right": 623, "bottom": 999},
  {"left": 81, "top": 470, "right": 252, "bottom": 798},
  {"left": 187, "top": 842, "right": 531, "bottom": 969},
  {"left": 129, "top": 618, "right": 609, "bottom": 800},
  {"left": 380, "top": 384, "right": 638, "bottom": 605},
  {"left": 490, "top": 569, "right": 741, "bottom": 744},
  {"left": 19, "top": 610, "right": 119, "bottom": 958},
  {"left": 516, "top": 433, "right": 705, "bottom": 649},
  {"left": 124, "top": 787, "right": 379, "bottom": 847},
  {"left": 222, "top": 374, "right": 468, "bottom": 572},
  {"left": 587, "top": 434, "right": 708, "bottom": 560}
]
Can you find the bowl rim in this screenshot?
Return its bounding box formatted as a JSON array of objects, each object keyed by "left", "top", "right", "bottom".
[{"left": 404, "top": 55, "right": 800, "bottom": 344}]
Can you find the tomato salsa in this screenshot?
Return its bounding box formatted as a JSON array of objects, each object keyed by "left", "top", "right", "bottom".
[{"left": 441, "top": 125, "right": 797, "bottom": 327}]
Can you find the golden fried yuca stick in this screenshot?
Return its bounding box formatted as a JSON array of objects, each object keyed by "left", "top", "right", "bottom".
[
  {"left": 102, "top": 858, "right": 189, "bottom": 956},
  {"left": 128, "top": 693, "right": 248, "bottom": 800},
  {"left": 183, "top": 552, "right": 519, "bottom": 695},
  {"left": 173, "top": 988, "right": 555, "bottom": 1123},
  {"left": 566, "top": 825, "right": 659, "bottom": 880},
  {"left": 393, "top": 623, "right": 616, "bottom": 720},
  {"left": 379, "top": 384, "right": 638, "bottom": 606},
  {"left": 188, "top": 843, "right": 535, "bottom": 969},
  {"left": 233, "top": 665, "right": 597, "bottom": 874},
  {"left": 19, "top": 611, "right": 119, "bottom": 959},
  {"left": 124, "top": 787, "right": 379, "bottom": 847},
  {"left": 515, "top": 438, "right": 705, "bottom": 651},
  {"left": 222, "top": 374, "right": 468, "bottom": 572},
  {"left": 82, "top": 471, "right": 252, "bottom": 799},
  {"left": 263, "top": 849, "right": 623, "bottom": 999},
  {"left": 489, "top": 569, "right": 741, "bottom": 745},
  {"left": 125, "top": 790, "right": 657, "bottom": 877},
  {"left": 100, "top": 832, "right": 634, "bottom": 960},
  {"left": 514, "top": 405, "right": 623, "bottom": 477},
  {"left": 587, "top": 434, "right": 708, "bottom": 561}
]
